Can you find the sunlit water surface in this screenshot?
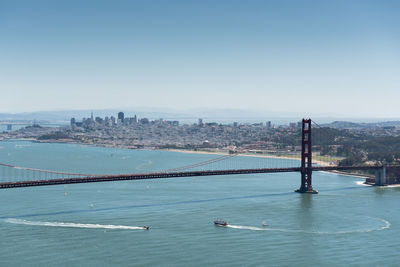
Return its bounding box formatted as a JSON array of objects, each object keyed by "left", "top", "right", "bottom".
[{"left": 0, "top": 140, "right": 399, "bottom": 266}]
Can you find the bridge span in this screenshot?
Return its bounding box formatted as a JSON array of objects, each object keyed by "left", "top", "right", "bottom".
[
  {"left": 0, "top": 165, "right": 391, "bottom": 189},
  {"left": 0, "top": 167, "right": 301, "bottom": 189}
]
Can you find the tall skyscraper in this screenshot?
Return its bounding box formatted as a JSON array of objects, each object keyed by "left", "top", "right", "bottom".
[{"left": 118, "top": 112, "right": 124, "bottom": 123}]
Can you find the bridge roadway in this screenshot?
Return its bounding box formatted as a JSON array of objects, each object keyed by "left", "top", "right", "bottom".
[{"left": 0, "top": 165, "right": 392, "bottom": 189}]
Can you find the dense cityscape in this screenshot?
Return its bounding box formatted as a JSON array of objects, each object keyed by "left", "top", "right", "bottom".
[
  {"left": 1, "top": 111, "right": 299, "bottom": 154},
  {"left": 3, "top": 112, "right": 400, "bottom": 172}
]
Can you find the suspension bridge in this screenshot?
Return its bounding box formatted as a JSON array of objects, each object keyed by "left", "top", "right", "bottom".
[{"left": 0, "top": 119, "right": 395, "bottom": 192}]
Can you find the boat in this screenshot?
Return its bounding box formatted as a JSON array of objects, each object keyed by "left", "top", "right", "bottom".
[
  {"left": 214, "top": 219, "right": 228, "bottom": 226},
  {"left": 143, "top": 226, "right": 149, "bottom": 230}
]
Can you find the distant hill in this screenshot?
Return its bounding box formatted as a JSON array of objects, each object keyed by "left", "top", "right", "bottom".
[{"left": 322, "top": 121, "right": 400, "bottom": 129}]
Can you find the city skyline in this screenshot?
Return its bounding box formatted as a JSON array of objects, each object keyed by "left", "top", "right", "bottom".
[{"left": 1, "top": 0, "right": 400, "bottom": 117}]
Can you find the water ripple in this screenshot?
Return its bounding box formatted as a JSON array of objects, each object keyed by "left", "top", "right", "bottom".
[{"left": 0, "top": 191, "right": 295, "bottom": 219}]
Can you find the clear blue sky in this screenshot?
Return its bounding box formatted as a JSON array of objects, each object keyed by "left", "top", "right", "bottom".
[{"left": 1, "top": 0, "right": 399, "bottom": 117}]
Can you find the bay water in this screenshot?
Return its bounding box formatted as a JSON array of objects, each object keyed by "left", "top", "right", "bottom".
[{"left": 0, "top": 140, "right": 399, "bottom": 266}]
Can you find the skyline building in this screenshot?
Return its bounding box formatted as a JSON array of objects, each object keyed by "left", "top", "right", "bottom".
[{"left": 118, "top": 112, "right": 124, "bottom": 123}]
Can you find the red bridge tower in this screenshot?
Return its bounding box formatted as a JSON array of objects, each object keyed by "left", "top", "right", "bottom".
[{"left": 296, "top": 119, "right": 318, "bottom": 194}]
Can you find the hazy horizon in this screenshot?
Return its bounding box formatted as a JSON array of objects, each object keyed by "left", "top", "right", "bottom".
[
  {"left": 1, "top": 107, "right": 400, "bottom": 125},
  {"left": 1, "top": 1, "right": 400, "bottom": 117}
]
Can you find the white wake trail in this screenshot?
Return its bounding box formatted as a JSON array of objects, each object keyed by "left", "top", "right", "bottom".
[
  {"left": 355, "top": 181, "right": 371, "bottom": 186},
  {"left": 221, "top": 217, "right": 390, "bottom": 234},
  {"left": 5, "top": 218, "right": 148, "bottom": 230},
  {"left": 225, "top": 225, "right": 267, "bottom": 231}
]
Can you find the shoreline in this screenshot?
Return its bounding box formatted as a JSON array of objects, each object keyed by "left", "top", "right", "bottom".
[
  {"left": 3, "top": 138, "right": 309, "bottom": 161},
  {"left": 0, "top": 138, "right": 343, "bottom": 168}
]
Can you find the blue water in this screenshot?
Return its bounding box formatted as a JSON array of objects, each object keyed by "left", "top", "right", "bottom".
[{"left": 0, "top": 140, "right": 399, "bottom": 266}]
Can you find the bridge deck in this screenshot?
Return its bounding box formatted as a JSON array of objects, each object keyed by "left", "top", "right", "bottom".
[
  {"left": 0, "top": 165, "right": 394, "bottom": 189},
  {"left": 0, "top": 168, "right": 301, "bottom": 188}
]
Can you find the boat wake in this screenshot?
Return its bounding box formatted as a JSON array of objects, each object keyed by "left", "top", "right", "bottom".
[
  {"left": 310, "top": 219, "right": 390, "bottom": 234},
  {"left": 4, "top": 218, "right": 148, "bottom": 230},
  {"left": 226, "top": 225, "right": 267, "bottom": 231},
  {"left": 223, "top": 217, "right": 390, "bottom": 234}
]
